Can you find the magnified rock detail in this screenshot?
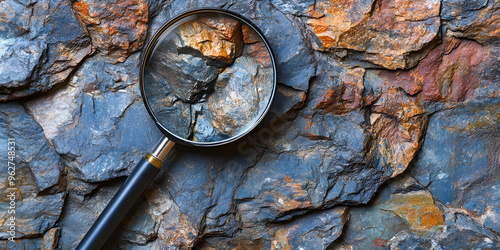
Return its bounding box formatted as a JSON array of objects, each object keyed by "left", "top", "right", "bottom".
[
  {"left": 144, "top": 13, "right": 274, "bottom": 142},
  {"left": 1, "top": 0, "right": 499, "bottom": 249}
]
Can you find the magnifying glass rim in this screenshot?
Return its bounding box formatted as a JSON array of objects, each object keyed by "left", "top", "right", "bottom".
[{"left": 140, "top": 8, "right": 277, "bottom": 147}]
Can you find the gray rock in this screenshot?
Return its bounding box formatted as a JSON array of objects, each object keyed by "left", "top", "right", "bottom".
[
  {"left": 1, "top": 0, "right": 498, "bottom": 249},
  {"left": 0, "top": 0, "right": 92, "bottom": 101},
  {"left": 442, "top": 0, "right": 499, "bottom": 44},
  {"left": 0, "top": 102, "right": 64, "bottom": 193},
  {"left": 146, "top": 46, "right": 219, "bottom": 103},
  {"left": 409, "top": 98, "right": 500, "bottom": 234},
  {"left": 270, "top": 0, "right": 316, "bottom": 16},
  {"left": 207, "top": 56, "right": 273, "bottom": 139},
  {"left": 25, "top": 54, "right": 163, "bottom": 183}
]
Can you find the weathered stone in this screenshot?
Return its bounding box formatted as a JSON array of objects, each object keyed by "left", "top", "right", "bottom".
[
  {"left": 25, "top": 54, "right": 163, "bottom": 183},
  {"left": 146, "top": 44, "right": 219, "bottom": 102},
  {"left": 241, "top": 24, "right": 261, "bottom": 44},
  {"left": 270, "top": 207, "right": 348, "bottom": 249},
  {"left": 366, "top": 88, "right": 428, "bottom": 178},
  {"left": 0, "top": 0, "right": 92, "bottom": 101},
  {"left": 0, "top": 0, "right": 32, "bottom": 38},
  {"left": 381, "top": 191, "right": 444, "bottom": 234},
  {"left": 368, "top": 114, "right": 428, "bottom": 177},
  {"left": 307, "top": 0, "right": 441, "bottom": 69},
  {"left": 144, "top": 12, "right": 275, "bottom": 142},
  {"left": 313, "top": 67, "right": 364, "bottom": 115},
  {"left": 371, "top": 38, "right": 493, "bottom": 103},
  {"left": 409, "top": 98, "right": 500, "bottom": 234},
  {"left": 333, "top": 201, "right": 411, "bottom": 249},
  {"left": 208, "top": 56, "right": 273, "bottom": 139},
  {"left": 176, "top": 15, "right": 243, "bottom": 65},
  {"left": 72, "top": 0, "right": 148, "bottom": 62},
  {"left": 3, "top": 0, "right": 499, "bottom": 249},
  {"left": 0, "top": 182, "right": 64, "bottom": 239},
  {"left": 442, "top": 0, "right": 500, "bottom": 44},
  {"left": 230, "top": 0, "right": 316, "bottom": 91},
  {"left": 371, "top": 89, "right": 425, "bottom": 120},
  {"left": 195, "top": 207, "right": 348, "bottom": 249},
  {"left": 0, "top": 102, "right": 64, "bottom": 193},
  {"left": 0, "top": 238, "right": 43, "bottom": 249},
  {"left": 149, "top": 0, "right": 314, "bottom": 91},
  {"left": 242, "top": 42, "right": 273, "bottom": 68},
  {"left": 331, "top": 172, "right": 500, "bottom": 250},
  {"left": 269, "top": 0, "right": 315, "bottom": 16},
  {"left": 42, "top": 228, "right": 61, "bottom": 250}
]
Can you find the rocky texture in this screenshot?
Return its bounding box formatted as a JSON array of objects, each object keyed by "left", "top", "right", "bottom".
[
  {"left": 177, "top": 15, "right": 244, "bottom": 65},
  {"left": 306, "top": 0, "right": 441, "bottom": 69},
  {"left": 72, "top": 0, "right": 148, "bottom": 62},
  {"left": 207, "top": 56, "right": 273, "bottom": 139},
  {"left": 408, "top": 98, "right": 500, "bottom": 235},
  {"left": 334, "top": 171, "right": 500, "bottom": 249},
  {"left": 0, "top": 0, "right": 92, "bottom": 101},
  {"left": 145, "top": 13, "right": 274, "bottom": 142},
  {"left": 25, "top": 54, "right": 163, "bottom": 183},
  {"left": 442, "top": 0, "right": 500, "bottom": 44},
  {"left": 1, "top": 0, "right": 499, "bottom": 249},
  {"left": 0, "top": 103, "right": 65, "bottom": 241},
  {"left": 369, "top": 37, "right": 495, "bottom": 103}
]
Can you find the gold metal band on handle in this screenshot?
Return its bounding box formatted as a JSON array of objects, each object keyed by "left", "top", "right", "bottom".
[
  {"left": 152, "top": 138, "right": 175, "bottom": 161},
  {"left": 145, "top": 153, "right": 162, "bottom": 168},
  {"left": 145, "top": 138, "right": 175, "bottom": 168}
]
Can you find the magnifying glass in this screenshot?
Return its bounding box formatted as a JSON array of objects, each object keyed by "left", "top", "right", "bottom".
[{"left": 76, "top": 9, "right": 276, "bottom": 249}]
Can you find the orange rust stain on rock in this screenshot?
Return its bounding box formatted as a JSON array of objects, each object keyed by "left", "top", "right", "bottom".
[
  {"left": 157, "top": 212, "right": 197, "bottom": 249},
  {"left": 370, "top": 113, "right": 427, "bottom": 177},
  {"left": 268, "top": 177, "right": 312, "bottom": 212},
  {"left": 374, "top": 238, "right": 389, "bottom": 247},
  {"left": 306, "top": 0, "right": 440, "bottom": 69},
  {"left": 73, "top": 1, "right": 90, "bottom": 19},
  {"left": 178, "top": 16, "right": 243, "bottom": 64},
  {"left": 379, "top": 38, "right": 488, "bottom": 102},
  {"left": 315, "top": 68, "right": 364, "bottom": 115},
  {"left": 383, "top": 191, "right": 444, "bottom": 234},
  {"left": 420, "top": 206, "right": 445, "bottom": 229},
  {"left": 72, "top": 0, "right": 148, "bottom": 62},
  {"left": 243, "top": 42, "right": 271, "bottom": 68},
  {"left": 371, "top": 89, "right": 425, "bottom": 121},
  {"left": 242, "top": 24, "right": 261, "bottom": 44},
  {"left": 271, "top": 229, "right": 292, "bottom": 250}
]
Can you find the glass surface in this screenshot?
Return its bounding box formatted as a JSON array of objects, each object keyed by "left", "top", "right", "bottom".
[{"left": 143, "top": 12, "right": 274, "bottom": 143}]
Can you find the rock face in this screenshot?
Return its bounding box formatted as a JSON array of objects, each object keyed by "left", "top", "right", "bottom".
[
  {"left": 144, "top": 12, "right": 274, "bottom": 142},
  {"left": 306, "top": 0, "right": 441, "bottom": 69},
  {"left": 442, "top": 0, "right": 500, "bottom": 44},
  {"left": 0, "top": 0, "right": 499, "bottom": 249},
  {"left": 0, "top": 103, "right": 65, "bottom": 240},
  {"left": 0, "top": 0, "right": 92, "bottom": 101},
  {"left": 72, "top": 0, "right": 148, "bottom": 62}
]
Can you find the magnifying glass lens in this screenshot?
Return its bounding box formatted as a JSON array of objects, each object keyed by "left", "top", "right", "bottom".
[{"left": 143, "top": 12, "right": 275, "bottom": 143}]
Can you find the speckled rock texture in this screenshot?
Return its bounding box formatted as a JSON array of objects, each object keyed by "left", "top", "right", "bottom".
[{"left": 0, "top": 0, "right": 498, "bottom": 249}]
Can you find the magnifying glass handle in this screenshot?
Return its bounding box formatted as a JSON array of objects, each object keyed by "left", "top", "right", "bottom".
[{"left": 76, "top": 137, "right": 175, "bottom": 250}]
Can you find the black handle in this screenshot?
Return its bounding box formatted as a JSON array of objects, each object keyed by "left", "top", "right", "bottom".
[{"left": 76, "top": 157, "right": 160, "bottom": 250}]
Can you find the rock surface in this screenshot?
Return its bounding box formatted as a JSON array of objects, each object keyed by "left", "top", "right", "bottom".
[
  {"left": 72, "top": 0, "right": 148, "bottom": 62},
  {"left": 0, "top": 0, "right": 499, "bottom": 249},
  {"left": 144, "top": 13, "right": 274, "bottom": 142},
  {"left": 306, "top": 0, "right": 441, "bottom": 69},
  {"left": 0, "top": 0, "right": 92, "bottom": 101}
]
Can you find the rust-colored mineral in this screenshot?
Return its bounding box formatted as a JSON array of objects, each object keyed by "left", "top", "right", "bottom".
[
  {"left": 73, "top": 0, "right": 148, "bottom": 62},
  {"left": 177, "top": 15, "right": 244, "bottom": 65},
  {"left": 307, "top": 0, "right": 441, "bottom": 69}
]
